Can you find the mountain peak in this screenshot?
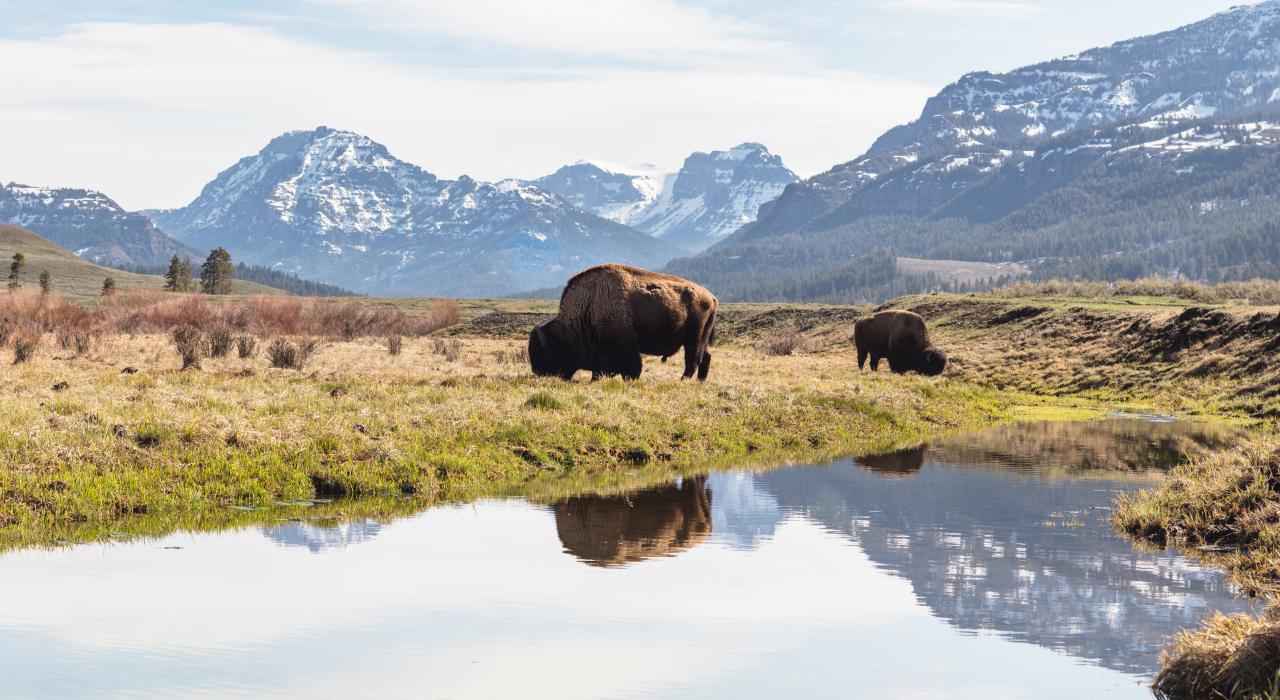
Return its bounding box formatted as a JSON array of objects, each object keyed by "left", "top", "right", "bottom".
[
  {"left": 535, "top": 144, "right": 797, "bottom": 252},
  {"left": 153, "top": 130, "right": 677, "bottom": 296}
]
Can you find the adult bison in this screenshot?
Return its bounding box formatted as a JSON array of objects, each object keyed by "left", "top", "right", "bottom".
[
  {"left": 552, "top": 477, "right": 713, "bottom": 568},
  {"left": 529, "top": 264, "right": 717, "bottom": 381},
  {"left": 853, "top": 309, "right": 948, "bottom": 376}
]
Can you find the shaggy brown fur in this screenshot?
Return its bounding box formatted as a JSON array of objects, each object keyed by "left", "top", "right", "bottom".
[
  {"left": 853, "top": 310, "right": 948, "bottom": 376},
  {"left": 552, "top": 477, "right": 712, "bottom": 567},
  {"left": 529, "top": 264, "right": 718, "bottom": 381}
]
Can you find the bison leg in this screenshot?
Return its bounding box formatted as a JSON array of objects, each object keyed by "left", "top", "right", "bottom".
[
  {"left": 619, "top": 351, "right": 643, "bottom": 380},
  {"left": 682, "top": 339, "right": 702, "bottom": 379},
  {"left": 697, "top": 349, "right": 712, "bottom": 381},
  {"left": 857, "top": 348, "right": 868, "bottom": 370},
  {"left": 870, "top": 355, "right": 882, "bottom": 371},
  {"left": 888, "top": 356, "right": 908, "bottom": 374}
]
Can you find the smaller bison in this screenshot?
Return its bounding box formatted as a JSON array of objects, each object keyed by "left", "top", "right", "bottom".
[
  {"left": 529, "top": 264, "right": 718, "bottom": 381},
  {"left": 853, "top": 309, "right": 947, "bottom": 376}
]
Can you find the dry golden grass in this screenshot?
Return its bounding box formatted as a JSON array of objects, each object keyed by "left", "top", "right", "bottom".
[{"left": 1154, "top": 611, "right": 1280, "bottom": 700}]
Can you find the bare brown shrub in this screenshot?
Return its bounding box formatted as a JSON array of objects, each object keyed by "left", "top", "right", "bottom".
[
  {"left": 236, "top": 335, "right": 258, "bottom": 359},
  {"left": 0, "top": 290, "right": 464, "bottom": 347},
  {"left": 206, "top": 325, "right": 234, "bottom": 358},
  {"left": 387, "top": 335, "right": 403, "bottom": 356},
  {"left": 431, "top": 337, "right": 462, "bottom": 362},
  {"left": 268, "top": 338, "right": 319, "bottom": 370},
  {"left": 172, "top": 326, "right": 206, "bottom": 370},
  {"left": 494, "top": 346, "right": 528, "bottom": 364},
  {"left": 409, "top": 299, "right": 462, "bottom": 336},
  {"left": 11, "top": 327, "right": 39, "bottom": 364},
  {"left": 55, "top": 326, "right": 96, "bottom": 356},
  {"left": 758, "top": 330, "right": 805, "bottom": 357}
]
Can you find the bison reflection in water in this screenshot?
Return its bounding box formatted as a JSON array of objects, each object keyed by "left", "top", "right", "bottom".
[
  {"left": 854, "top": 445, "right": 928, "bottom": 478},
  {"left": 552, "top": 476, "right": 713, "bottom": 567}
]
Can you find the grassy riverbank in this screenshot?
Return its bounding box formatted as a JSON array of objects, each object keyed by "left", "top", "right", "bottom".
[
  {"left": 1, "top": 327, "right": 1059, "bottom": 551},
  {"left": 1113, "top": 434, "right": 1280, "bottom": 699}
]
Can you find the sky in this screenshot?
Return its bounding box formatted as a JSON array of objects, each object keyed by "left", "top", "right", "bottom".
[{"left": 0, "top": 0, "right": 1259, "bottom": 209}]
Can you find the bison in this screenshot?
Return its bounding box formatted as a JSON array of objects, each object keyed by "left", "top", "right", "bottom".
[
  {"left": 853, "top": 309, "right": 947, "bottom": 376},
  {"left": 529, "top": 264, "right": 718, "bottom": 381},
  {"left": 552, "top": 477, "right": 712, "bottom": 568}
]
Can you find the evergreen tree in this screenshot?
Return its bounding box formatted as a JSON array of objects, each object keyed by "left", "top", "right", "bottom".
[
  {"left": 164, "top": 255, "right": 193, "bottom": 293},
  {"left": 102, "top": 276, "right": 117, "bottom": 298},
  {"left": 7, "top": 252, "right": 24, "bottom": 291},
  {"left": 38, "top": 270, "right": 51, "bottom": 295},
  {"left": 200, "top": 248, "right": 234, "bottom": 295}
]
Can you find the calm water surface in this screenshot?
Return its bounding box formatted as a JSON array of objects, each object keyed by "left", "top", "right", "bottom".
[{"left": 0, "top": 419, "right": 1255, "bottom": 699}]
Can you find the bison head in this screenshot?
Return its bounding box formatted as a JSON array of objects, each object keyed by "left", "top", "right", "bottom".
[
  {"left": 529, "top": 320, "right": 576, "bottom": 379},
  {"left": 919, "top": 347, "right": 948, "bottom": 376}
]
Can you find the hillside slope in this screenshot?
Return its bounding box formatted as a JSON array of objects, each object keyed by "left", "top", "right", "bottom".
[{"left": 0, "top": 224, "right": 281, "bottom": 300}]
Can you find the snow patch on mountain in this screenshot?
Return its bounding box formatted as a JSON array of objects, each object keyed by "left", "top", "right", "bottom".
[
  {"left": 535, "top": 143, "right": 797, "bottom": 252},
  {"left": 0, "top": 181, "right": 196, "bottom": 267}
]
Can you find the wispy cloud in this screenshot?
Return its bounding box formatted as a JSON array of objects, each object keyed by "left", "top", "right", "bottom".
[
  {"left": 0, "top": 21, "right": 933, "bottom": 208},
  {"left": 310, "top": 0, "right": 794, "bottom": 65},
  {"left": 872, "top": 0, "right": 1047, "bottom": 15}
]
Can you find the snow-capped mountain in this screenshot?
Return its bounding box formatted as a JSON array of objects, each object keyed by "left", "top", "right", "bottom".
[
  {"left": 736, "top": 0, "right": 1280, "bottom": 242},
  {"left": 669, "top": 1, "right": 1280, "bottom": 301},
  {"left": 0, "top": 182, "right": 196, "bottom": 267},
  {"left": 534, "top": 144, "right": 797, "bottom": 252},
  {"left": 154, "top": 127, "right": 679, "bottom": 296},
  {"left": 532, "top": 161, "right": 667, "bottom": 227}
]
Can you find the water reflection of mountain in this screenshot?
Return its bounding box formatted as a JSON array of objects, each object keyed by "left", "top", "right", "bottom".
[
  {"left": 552, "top": 477, "right": 712, "bottom": 567},
  {"left": 708, "top": 472, "right": 784, "bottom": 550},
  {"left": 754, "top": 454, "right": 1252, "bottom": 675},
  {"left": 262, "top": 520, "right": 384, "bottom": 553}
]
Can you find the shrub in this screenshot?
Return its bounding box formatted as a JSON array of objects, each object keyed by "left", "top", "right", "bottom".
[
  {"left": 172, "top": 326, "right": 206, "bottom": 370},
  {"left": 236, "top": 335, "right": 258, "bottom": 359},
  {"left": 387, "top": 335, "right": 403, "bottom": 356},
  {"left": 0, "top": 321, "right": 12, "bottom": 348},
  {"left": 55, "top": 327, "right": 96, "bottom": 356},
  {"left": 409, "top": 299, "right": 462, "bottom": 336},
  {"left": 759, "top": 331, "right": 804, "bottom": 356},
  {"left": 206, "top": 325, "right": 234, "bottom": 358},
  {"left": 268, "top": 338, "right": 319, "bottom": 370},
  {"left": 11, "top": 328, "right": 39, "bottom": 364},
  {"left": 432, "top": 338, "right": 462, "bottom": 362},
  {"left": 494, "top": 347, "right": 528, "bottom": 364}
]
